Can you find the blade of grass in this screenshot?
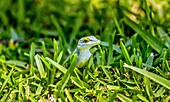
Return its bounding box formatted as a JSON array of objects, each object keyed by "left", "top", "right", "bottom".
[
  {"left": 70, "top": 76, "right": 89, "bottom": 88},
  {"left": 35, "top": 85, "right": 43, "bottom": 95},
  {"left": 137, "top": 94, "right": 149, "bottom": 102},
  {"left": 132, "top": 34, "right": 137, "bottom": 49},
  {"left": 107, "top": 31, "right": 116, "bottom": 65},
  {"left": 100, "top": 41, "right": 121, "bottom": 53},
  {"left": 143, "top": 45, "right": 152, "bottom": 61},
  {"left": 75, "top": 94, "right": 86, "bottom": 102},
  {"left": 156, "top": 67, "right": 169, "bottom": 79},
  {"left": 145, "top": 52, "right": 154, "bottom": 70},
  {"left": 112, "top": 13, "right": 125, "bottom": 37},
  {"left": 154, "top": 87, "right": 166, "bottom": 97},
  {"left": 101, "top": 66, "right": 114, "bottom": 83},
  {"left": 69, "top": 15, "right": 82, "bottom": 46},
  {"left": 42, "top": 41, "right": 48, "bottom": 57},
  {"left": 46, "top": 57, "right": 67, "bottom": 74},
  {"left": 124, "top": 18, "right": 164, "bottom": 53},
  {"left": 64, "top": 88, "right": 74, "bottom": 102},
  {"left": 57, "top": 51, "right": 63, "bottom": 63},
  {"left": 162, "top": 49, "right": 167, "bottom": 72},
  {"left": 119, "top": 60, "right": 125, "bottom": 74},
  {"left": 29, "top": 43, "right": 35, "bottom": 76},
  {"left": 6, "top": 60, "right": 27, "bottom": 68},
  {"left": 35, "top": 54, "right": 46, "bottom": 78},
  {"left": 40, "top": 56, "right": 51, "bottom": 70},
  {"left": 98, "top": 44, "right": 104, "bottom": 65},
  {"left": 124, "top": 63, "right": 170, "bottom": 90},
  {"left": 58, "top": 54, "right": 78, "bottom": 90},
  {"left": 17, "top": 0, "right": 24, "bottom": 23},
  {"left": 138, "top": 56, "right": 142, "bottom": 68},
  {"left": 53, "top": 38, "right": 58, "bottom": 61},
  {"left": 144, "top": 77, "right": 153, "bottom": 101},
  {"left": 157, "top": 27, "right": 170, "bottom": 48},
  {"left": 117, "top": 93, "right": 132, "bottom": 102},
  {"left": 120, "top": 41, "right": 132, "bottom": 65},
  {"left": 0, "top": 66, "right": 15, "bottom": 94},
  {"left": 1, "top": 87, "right": 14, "bottom": 102},
  {"left": 19, "top": 74, "right": 24, "bottom": 101},
  {"left": 50, "top": 15, "right": 67, "bottom": 47},
  {"left": 108, "top": 90, "right": 117, "bottom": 102}
]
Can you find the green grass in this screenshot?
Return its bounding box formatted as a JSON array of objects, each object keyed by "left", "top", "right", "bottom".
[{"left": 0, "top": 0, "right": 170, "bottom": 101}]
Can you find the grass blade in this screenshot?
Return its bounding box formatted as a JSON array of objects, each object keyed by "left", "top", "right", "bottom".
[
  {"left": 45, "top": 57, "right": 67, "bottom": 74},
  {"left": 65, "top": 88, "right": 74, "bottom": 102},
  {"left": 35, "top": 85, "right": 43, "bottom": 95},
  {"left": 29, "top": 42, "right": 35, "bottom": 76},
  {"left": 17, "top": 0, "right": 24, "bottom": 23},
  {"left": 70, "top": 76, "right": 89, "bottom": 88},
  {"left": 35, "top": 54, "right": 46, "bottom": 78},
  {"left": 58, "top": 54, "right": 78, "bottom": 90},
  {"left": 137, "top": 94, "right": 149, "bottom": 102},
  {"left": 6, "top": 60, "right": 27, "bottom": 68},
  {"left": 107, "top": 32, "right": 115, "bottom": 65},
  {"left": 69, "top": 15, "right": 82, "bottom": 46},
  {"left": 124, "top": 18, "right": 163, "bottom": 53},
  {"left": 0, "top": 66, "right": 15, "bottom": 94},
  {"left": 117, "top": 93, "right": 132, "bottom": 102},
  {"left": 100, "top": 41, "right": 121, "bottom": 53},
  {"left": 124, "top": 63, "right": 170, "bottom": 90},
  {"left": 120, "top": 41, "right": 132, "bottom": 65},
  {"left": 50, "top": 15, "right": 67, "bottom": 47},
  {"left": 42, "top": 41, "right": 48, "bottom": 57},
  {"left": 101, "top": 66, "right": 114, "bottom": 83},
  {"left": 53, "top": 38, "right": 58, "bottom": 61}
]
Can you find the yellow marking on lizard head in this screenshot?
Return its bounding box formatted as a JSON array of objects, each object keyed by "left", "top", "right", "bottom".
[{"left": 82, "top": 37, "right": 90, "bottom": 43}]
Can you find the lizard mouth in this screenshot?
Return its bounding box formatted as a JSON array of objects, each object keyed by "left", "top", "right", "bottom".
[
  {"left": 96, "top": 40, "right": 101, "bottom": 44},
  {"left": 91, "top": 40, "right": 100, "bottom": 46}
]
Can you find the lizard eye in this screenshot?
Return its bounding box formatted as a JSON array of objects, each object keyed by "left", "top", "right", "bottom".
[{"left": 82, "top": 37, "right": 90, "bottom": 43}]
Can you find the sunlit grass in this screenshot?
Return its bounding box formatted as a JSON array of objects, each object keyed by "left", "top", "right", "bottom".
[{"left": 0, "top": 0, "right": 170, "bottom": 101}]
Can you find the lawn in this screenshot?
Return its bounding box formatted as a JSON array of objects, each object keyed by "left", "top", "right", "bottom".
[{"left": 0, "top": 0, "right": 170, "bottom": 101}]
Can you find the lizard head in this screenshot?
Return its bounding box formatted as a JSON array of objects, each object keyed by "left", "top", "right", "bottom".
[{"left": 77, "top": 36, "right": 100, "bottom": 50}]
